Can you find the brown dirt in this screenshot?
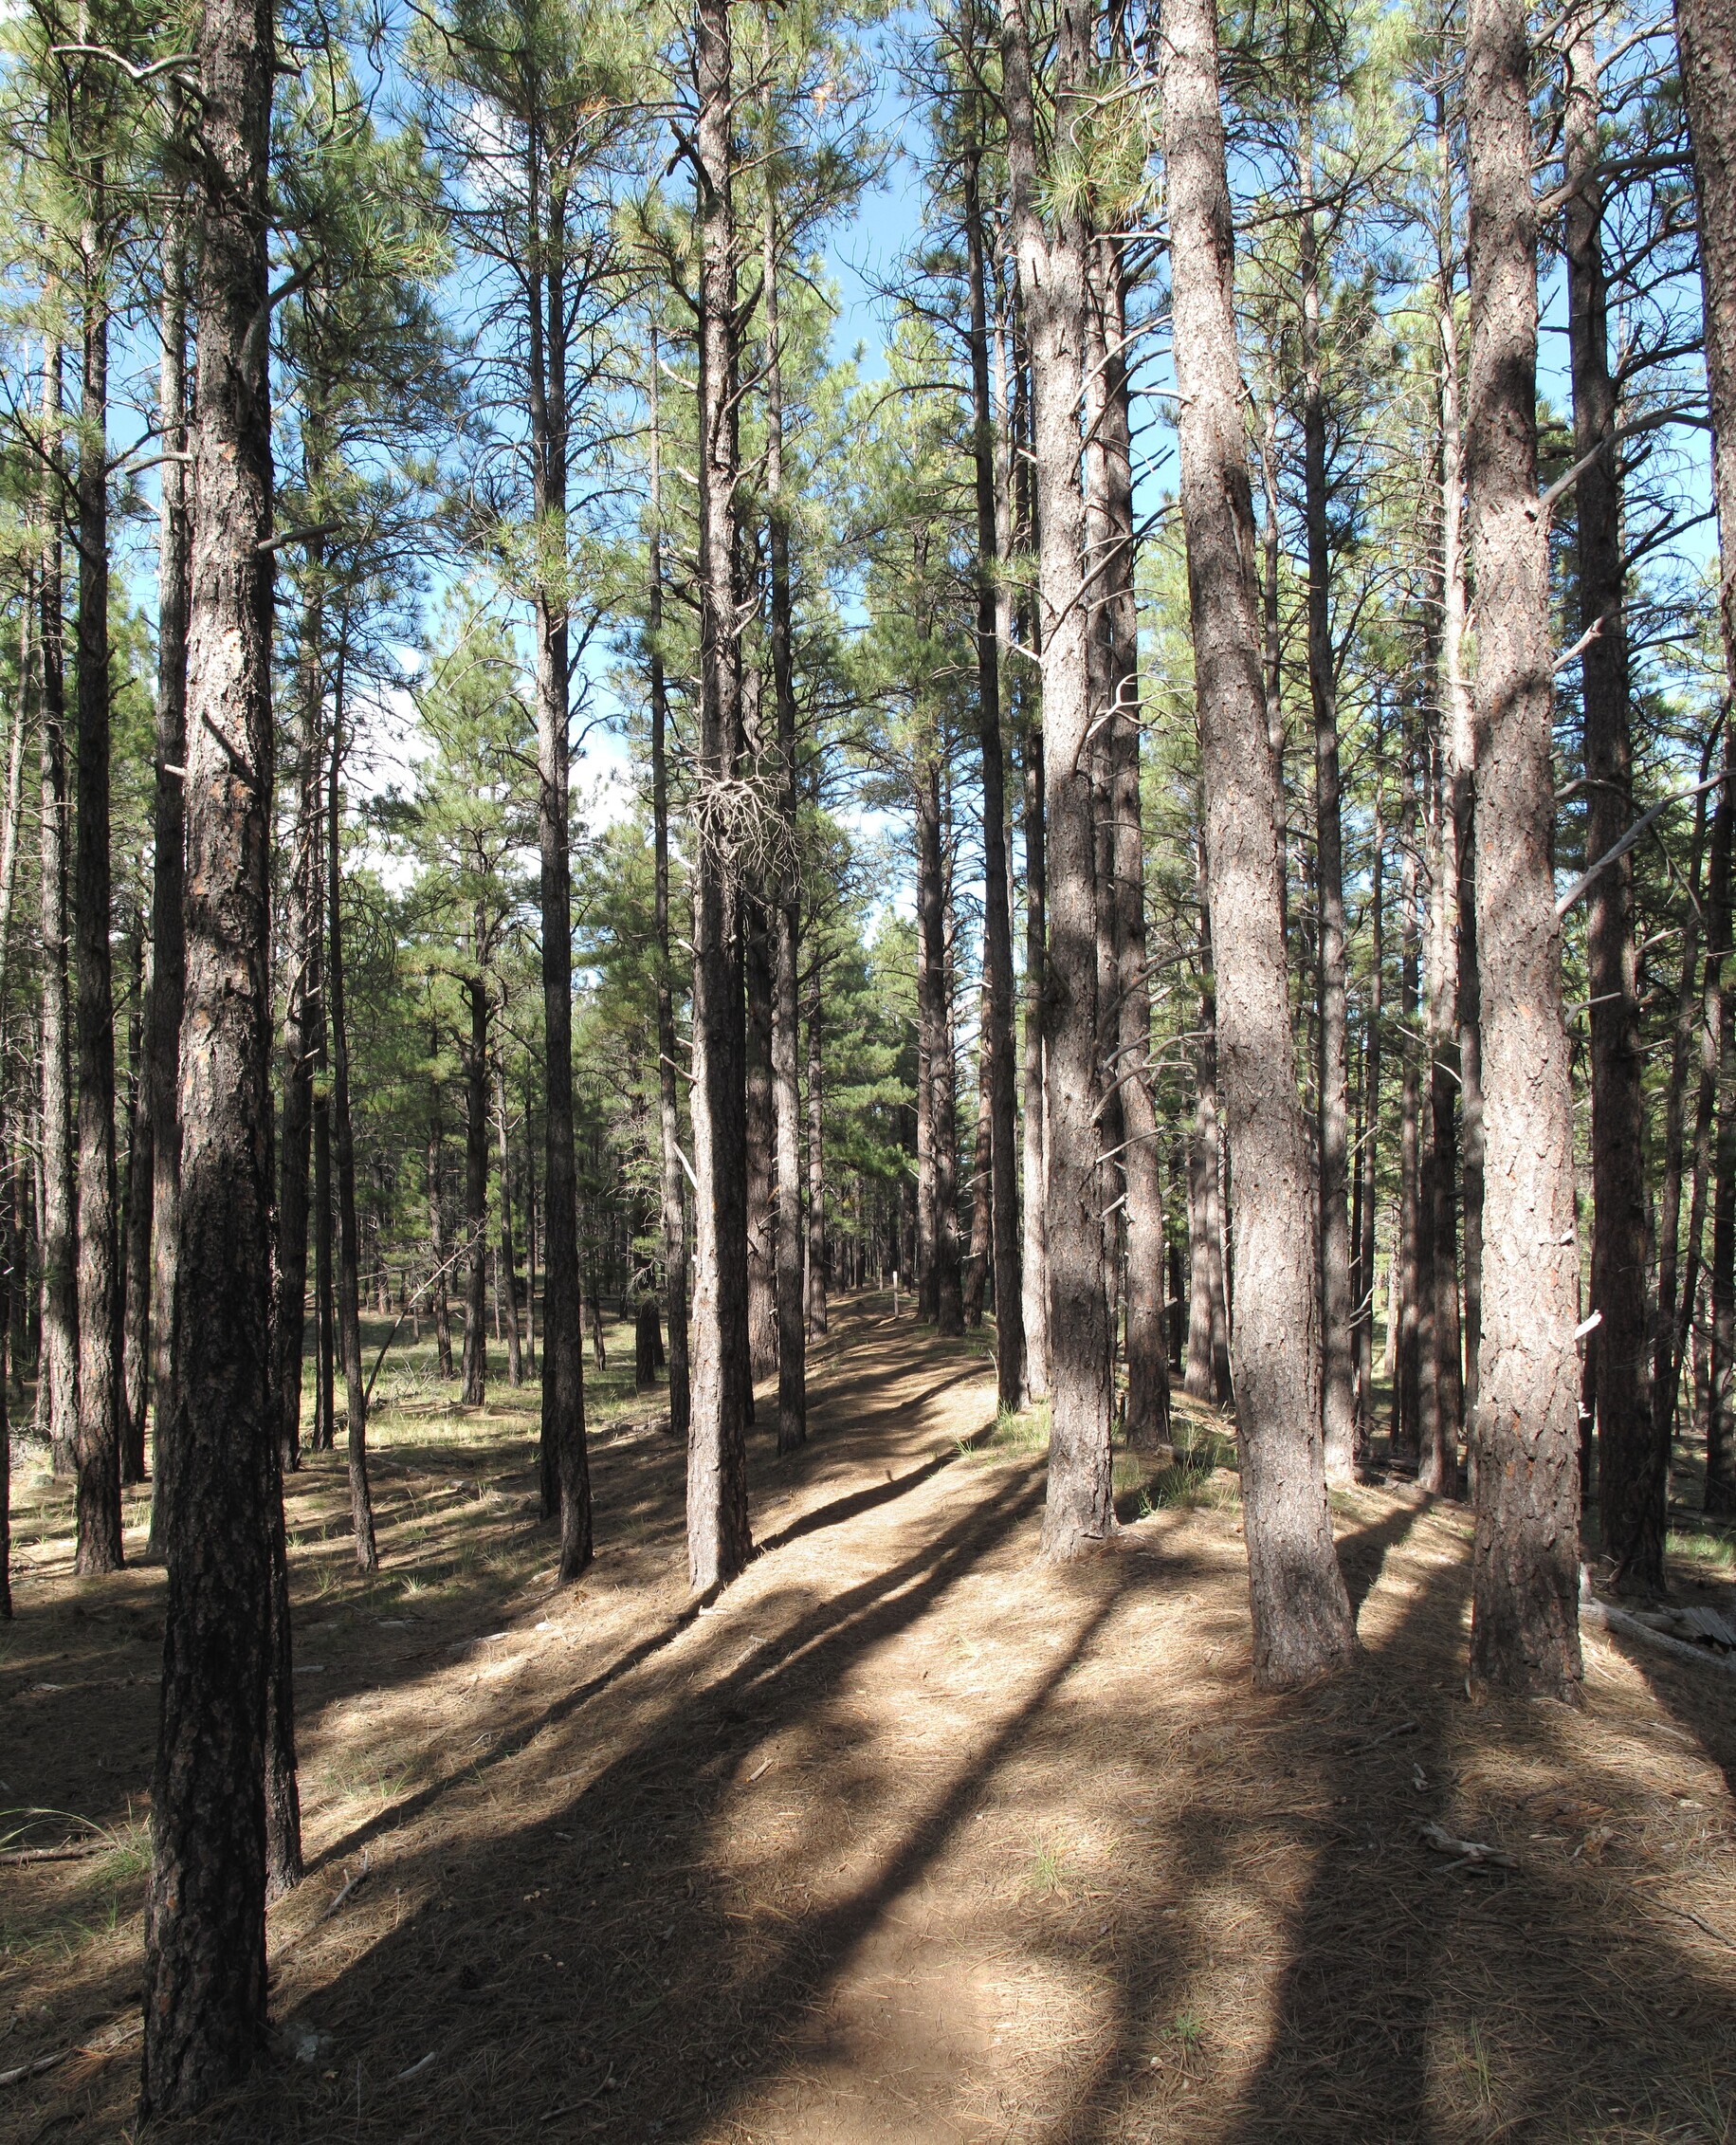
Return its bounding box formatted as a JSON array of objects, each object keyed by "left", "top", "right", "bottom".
[{"left": 3, "top": 1295, "right": 1735, "bottom": 2144}]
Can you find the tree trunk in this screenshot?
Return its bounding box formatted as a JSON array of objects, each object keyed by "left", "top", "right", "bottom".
[
  {"left": 1563, "top": 27, "right": 1655, "bottom": 1578},
  {"left": 764, "top": 213, "right": 807, "bottom": 1455},
  {"left": 141, "top": 0, "right": 278, "bottom": 2099},
  {"left": 1004, "top": 0, "right": 1113, "bottom": 1557},
  {"left": 1354, "top": 713, "right": 1385, "bottom": 1459},
  {"left": 1185, "top": 858, "right": 1233, "bottom": 1406},
  {"left": 462, "top": 974, "right": 489, "bottom": 1406},
  {"left": 1300, "top": 180, "right": 1355, "bottom": 1484},
  {"left": 146, "top": 231, "right": 191, "bottom": 1552},
  {"left": 964, "top": 136, "right": 1024, "bottom": 1406},
  {"left": 806, "top": 969, "right": 827, "bottom": 1337},
  {"left": 964, "top": 1002, "right": 992, "bottom": 1329},
  {"left": 0, "top": 572, "right": 33, "bottom": 1616},
  {"left": 38, "top": 347, "right": 78, "bottom": 1484},
  {"left": 1160, "top": 0, "right": 1356, "bottom": 1682},
  {"left": 1421, "top": 729, "right": 1462, "bottom": 1492},
  {"left": 1021, "top": 723, "right": 1050, "bottom": 1398},
  {"left": 120, "top": 927, "right": 152, "bottom": 1483},
  {"left": 273, "top": 575, "right": 323, "bottom": 1475},
  {"left": 1712, "top": 976, "right": 1736, "bottom": 1511},
  {"left": 428, "top": 1056, "right": 453, "bottom": 1380},
  {"left": 744, "top": 891, "right": 777, "bottom": 1377},
  {"left": 1096, "top": 232, "right": 1170, "bottom": 1451},
  {"left": 496, "top": 1058, "right": 522, "bottom": 1386},
  {"left": 648, "top": 333, "right": 691, "bottom": 1439},
  {"left": 1393, "top": 731, "right": 1424, "bottom": 1465},
  {"left": 526, "top": 134, "right": 592, "bottom": 1580},
  {"left": 73, "top": 226, "right": 123, "bottom": 1574},
  {"left": 327, "top": 691, "right": 376, "bottom": 1571},
  {"left": 1464, "top": 0, "right": 1583, "bottom": 1697},
  {"left": 687, "top": 0, "right": 753, "bottom": 1593}
]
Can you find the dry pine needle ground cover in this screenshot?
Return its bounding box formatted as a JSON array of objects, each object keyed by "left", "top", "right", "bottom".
[{"left": 3, "top": 1294, "right": 1735, "bottom": 2144}]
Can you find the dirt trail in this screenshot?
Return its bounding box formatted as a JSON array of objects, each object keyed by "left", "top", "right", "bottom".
[{"left": 4, "top": 1298, "right": 1736, "bottom": 2144}]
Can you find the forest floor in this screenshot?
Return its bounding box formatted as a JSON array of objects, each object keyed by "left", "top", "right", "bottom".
[{"left": 4, "top": 1293, "right": 1736, "bottom": 2145}]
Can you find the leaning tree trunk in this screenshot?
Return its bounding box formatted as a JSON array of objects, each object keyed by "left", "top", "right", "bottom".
[
  {"left": 1160, "top": 0, "right": 1356, "bottom": 1684},
  {"left": 687, "top": 0, "right": 752, "bottom": 1593},
  {"left": 37, "top": 347, "right": 78, "bottom": 1484},
  {"left": 965, "top": 137, "right": 1025, "bottom": 1407},
  {"left": 141, "top": 0, "right": 279, "bottom": 2104},
  {"left": 1463, "top": 0, "right": 1583, "bottom": 1697},
  {"left": 1004, "top": 0, "right": 1114, "bottom": 1558},
  {"left": 327, "top": 695, "right": 376, "bottom": 1573},
  {"left": 1564, "top": 26, "right": 1656, "bottom": 1582}
]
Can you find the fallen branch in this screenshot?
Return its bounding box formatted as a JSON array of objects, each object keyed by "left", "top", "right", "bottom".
[
  {"left": 323, "top": 1853, "right": 371, "bottom": 1920},
  {"left": 0, "top": 1842, "right": 107, "bottom": 1866},
  {"left": 1580, "top": 1593, "right": 1736, "bottom": 1681},
  {"left": 0, "top": 2048, "right": 70, "bottom": 2088},
  {"left": 1419, "top": 1821, "right": 1516, "bottom": 1873},
  {"left": 1345, "top": 1719, "right": 1419, "bottom": 1755}
]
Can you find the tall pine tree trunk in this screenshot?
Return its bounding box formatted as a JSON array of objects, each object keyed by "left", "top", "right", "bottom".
[
  {"left": 1565, "top": 26, "right": 1655, "bottom": 1577},
  {"left": 462, "top": 972, "right": 489, "bottom": 1407},
  {"left": 1160, "top": 0, "right": 1355, "bottom": 1681},
  {"left": 1464, "top": 0, "right": 1583, "bottom": 1695},
  {"left": 38, "top": 347, "right": 77, "bottom": 1484},
  {"left": 1020, "top": 724, "right": 1051, "bottom": 1397},
  {"left": 687, "top": 0, "right": 752, "bottom": 1591},
  {"left": 429, "top": 1057, "right": 454, "bottom": 1381},
  {"left": 141, "top": 0, "right": 278, "bottom": 2099},
  {"left": 806, "top": 971, "right": 827, "bottom": 1336},
  {"left": 1005, "top": 0, "right": 1113, "bottom": 1557}
]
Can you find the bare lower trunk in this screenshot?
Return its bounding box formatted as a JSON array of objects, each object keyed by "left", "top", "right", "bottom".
[
  {"left": 462, "top": 978, "right": 489, "bottom": 1406},
  {"left": 495, "top": 1060, "right": 522, "bottom": 1387},
  {"left": 965, "top": 138, "right": 1024, "bottom": 1404},
  {"left": 964, "top": 1011, "right": 992, "bottom": 1329},
  {"left": 1355, "top": 722, "right": 1385, "bottom": 1458},
  {"left": 1421, "top": 733, "right": 1462, "bottom": 1493},
  {"left": 74, "top": 260, "right": 123, "bottom": 1576},
  {"left": 1654, "top": 766, "right": 1712, "bottom": 1473},
  {"left": 1021, "top": 724, "right": 1050, "bottom": 1398},
  {"left": 648, "top": 339, "right": 691, "bottom": 1438},
  {"left": 806, "top": 974, "right": 827, "bottom": 1337},
  {"left": 1464, "top": 0, "right": 1583, "bottom": 1696},
  {"left": 1564, "top": 28, "right": 1655, "bottom": 1576},
  {"left": 1393, "top": 739, "right": 1423, "bottom": 1466},
  {"left": 1005, "top": 0, "right": 1113, "bottom": 1556},
  {"left": 687, "top": 0, "right": 752, "bottom": 1592},
  {"left": 120, "top": 934, "right": 152, "bottom": 1482},
  {"left": 1185, "top": 865, "right": 1233, "bottom": 1407},
  {"left": 38, "top": 348, "right": 77, "bottom": 1483},
  {"left": 744, "top": 896, "right": 777, "bottom": 1377},
  {"left": 428, "top": 1062, "right": 453, "bottom": 1381},
  {"left": 141, "top": 0, "right": 278, "bottom": 2099},
  {"left": 328, "top": 696, "right": 376, "bottom": 1573},
  {"left": 1160, "top": 0, "right": 1355, "bottom": 1681}
]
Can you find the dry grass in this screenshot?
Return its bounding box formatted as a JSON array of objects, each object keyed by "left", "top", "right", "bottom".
[{"left": 3, "top": 1300, "right": 1734, "bottom": 2145}]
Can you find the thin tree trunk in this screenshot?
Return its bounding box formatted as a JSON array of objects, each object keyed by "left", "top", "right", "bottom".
[
  {"left": 1185, "top": 854, "right": 1233, "bottom": 1406},
  {"left": 964, "top": 999, "right": 992, "bottom": 1329},
  {"left": 763, "top": 211, "right": 806, "bottom": 1453},
  {"left": 1355, "top": 719, "right": 1385, "bottom": 1461},
  {"left": 1393, "top": 724, "right": 1423, "bottom": 1464},
  {"left": 744, "top": 891, "right": 777, "bottom": 1376},
  {"left": 496, "top": 1058, "right": 522, "bottom": 1386},
  {"left": 429, "top": 1054, "right": 453, "bottom": 1380},
  {"left": 1712, "top": 972, "right": 1736, "bottom": 1511},
  {"left": 328, "top": 685, "right": 376, "bottom": 1571},
  {"left": 1464, "top": 0, "right": 1583, "bottom": 1696},
  {"left": 806, "top": 969, "right": 827, "bottom": 1336},
  {"left": 141, "top": 0, "right": 278, "bottom": 2098},
  {"left": 964, "top": 129, "right": 1024, "bottom": 1406},
  {"left": 120, "top": 926, "right": 152, "bottom": 1483},
  {"left": 1021, "top": 723, "right": 1050, "bottom": 1398},
  {"left": 648, "top": 332, "right": 691, "bottom": 1439},
  {"left": 688, "top": 0, "right": 753, "bottom": 1592},
  {"left": 462, "top": 973, "right": 488, "bottom": 1406},
  {"left": 146, "top": 229, "right": 190, "bottom": 1554},
  {"left": 73, "top": 199, "right": 123, "bottom": 1574},
  {"left": 38, "top": 346, "right": 77, "bottom": 1483},
  {"left": 1160, "top": 0, "right": 1356, "bottom": 1681},
  {"left": 1005, "top": 0, "right": 1113, "bottom": 1556},
  {"left": 273, "top": 571, "right": 323, "bottom": 1475},
  {"left": 1420, "top": 724, "right": 1462, "bottom": 1493},
  {"left": 526, "top": 135, "right": 592, "bottom": 1579},
  {"left": 0, "top": 572, "right": 32, "bottom": 1617},
  {"left": 1300, "top": 172, "right": 1356, "bottom": 1483}
]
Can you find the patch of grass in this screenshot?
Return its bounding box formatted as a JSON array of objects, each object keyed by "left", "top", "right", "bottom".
[
  {"left": 1028, "top": 1836, "right": 1069, "bottom": 1897},
  {"left": 968, "top": 1399, "right": 1051, "bottom": 1460},
  {"left": 1165, "top": 2010, "right": 1203, "bottom": 2052},
  {"left": 1667, "top": 1523, "right": 1736, "bottom": 1572},
  {"left": 1143, "top": 1431, "right": 1240, "bottom": 1514}
]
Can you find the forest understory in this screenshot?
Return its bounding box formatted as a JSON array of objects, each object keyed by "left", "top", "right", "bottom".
[{"left": 4, "top": 1294, "right": 1734, "bottom": 2145}]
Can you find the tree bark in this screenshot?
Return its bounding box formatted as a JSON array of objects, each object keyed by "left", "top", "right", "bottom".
[
  {"left": 120, "top": 928, "right": 152, "bottom": 1482},
  {"left": 764, "top": 211, "right": 806, "bottom": 1454},
  {"left": 964, "top": 136, "right": 1025, "bottom": 1406},
  {"left": 806, "top": 968, "right": 827, "bottom": 1336},
  {"left": 1300, "top": 177, "right": 1356, "bottom": 1484},
  {"left": 141, "top": 0, "right": 278, "bottom": 2100},
  {"left": 1005, "top": 0, "right": 1113, "bottom": 1557},
  {"left": 648, "top": 333, "right": 691, "bottom": 1439},
  {"left": 687, "top": 0, "right": 753, "bottom": 1592},
  {"left": 428, "top": 1054, "right": 453, "bottom": 1380},
  {"left": 964, "top": 999, "right": 992, "bottom": 1329},
  {"left": 0, "top": 575, "right": 33, "bottom": 1615},
  {"left": 1185, "top": 855, "right": 1233, "bottom": 1405},
  {"left": 462, "top": 971, "right": 489, "bottom": 1407},
  {"left": 1354, "top": 712, "right": 1385, "bottom": 1458},
  {"left": 1393, "top": 737, "right": 1424, "bottom": 1467},
  {"left": 328, "top": 688, "right": 376, "bottom": 1571},
  {"left": 38, "top": 347, "right": 78, "bottom": 1484},
  {"left": 1564, "top": 25, "right": 1656, "bottom": 1577},
  {"left": 1464, "top": 0, "right": 1583, "bottom": 1696},
  {"left": 1421, "top": 725, "right": 1462, "bottom": 1493},
  {"left": 146, "top": 231, "right": 190, "bottom": 1552},
  {"left": 495, "top": 1058, "right": 523, "bottom": 1386},
  {"left": 1020, "top": 722, "right": 1051, "bottom": 1398},
  {"left": 1160, "top": 0, "right": 1356, "bottom": 1681}
]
